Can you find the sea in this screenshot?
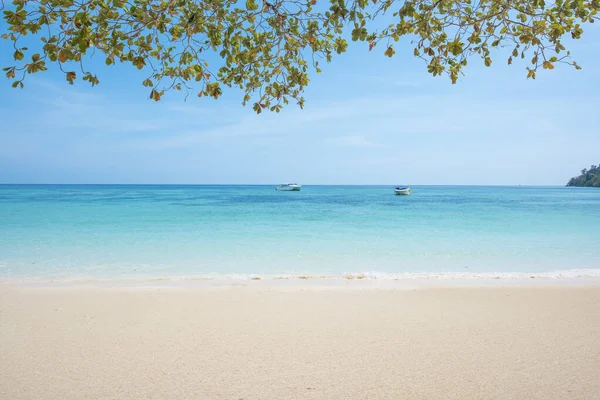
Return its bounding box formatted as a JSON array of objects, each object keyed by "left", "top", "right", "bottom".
[{"left": 0, "top": 185, "right": 599, "bottom": 281}]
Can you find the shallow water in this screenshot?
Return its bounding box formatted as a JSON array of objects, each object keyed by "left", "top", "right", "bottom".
[{"left": 0, "top": 185, "right": 598, "bottom": 280}]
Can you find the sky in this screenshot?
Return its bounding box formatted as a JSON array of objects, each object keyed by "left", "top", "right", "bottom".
[{"left": 1, "top": 14, "right": 599, "bottom": 185}]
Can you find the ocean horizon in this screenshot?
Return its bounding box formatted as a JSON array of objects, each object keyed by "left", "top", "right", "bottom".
[{"left": 1, "top": 184, "right": 598, "bottom": 281}]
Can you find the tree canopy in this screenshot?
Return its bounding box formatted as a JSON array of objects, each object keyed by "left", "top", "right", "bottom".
[
  {"left": 567, "top": 164, "right": 600, "bottom": 187},
  {"left": 2, "top": 0, "right": 599, "bottom": 112}
]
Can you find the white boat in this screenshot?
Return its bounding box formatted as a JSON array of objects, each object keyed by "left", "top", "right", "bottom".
[
  {"left": 394, "top": 186, "right": 411, "bottom": 195},
  {"left": 276, "top": 183, "right": 301, "bottom": 191}
]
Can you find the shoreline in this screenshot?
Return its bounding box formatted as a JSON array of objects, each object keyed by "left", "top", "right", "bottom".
[
  {"left": 3, "top": 268, "right": 600, "bottom": 284},
  {"left": 2, "top": 272, "right": 600, "bottom": 290}
]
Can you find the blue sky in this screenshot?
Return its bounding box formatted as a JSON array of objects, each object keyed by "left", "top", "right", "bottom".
[{"left": 1, "top": 17, "right": 599, "bottom": 185}]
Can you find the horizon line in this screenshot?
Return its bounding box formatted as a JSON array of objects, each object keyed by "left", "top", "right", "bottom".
[{"left": 0, "top": 183, "right": 572, "bottom": 187}]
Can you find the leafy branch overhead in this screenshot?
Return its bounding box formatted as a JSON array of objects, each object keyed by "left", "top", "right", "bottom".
[{"left": 2, "top": 0, "right": 599, "bottom": 112}]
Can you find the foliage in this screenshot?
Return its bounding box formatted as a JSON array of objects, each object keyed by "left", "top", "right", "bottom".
[
  {"left": 567, "top": 164, "right": 600, "bottom": 187},
  {"left": 2, "top": 0, "right": 599, "bottom": 112}
]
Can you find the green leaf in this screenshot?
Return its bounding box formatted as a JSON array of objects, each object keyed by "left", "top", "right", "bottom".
[
  {"left": 14, "top": 50, "right": 24, "bottom": 61},
  {"left": 449, "top": 41, "right": 463, "bottom": 55},
  {"left": 245, "top": 0, "right": 259, "bottom": 11}
]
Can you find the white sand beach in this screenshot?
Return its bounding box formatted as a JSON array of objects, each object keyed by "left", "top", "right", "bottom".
[{"left": 1, "top": 282, "right": 599, "bottom": 399}]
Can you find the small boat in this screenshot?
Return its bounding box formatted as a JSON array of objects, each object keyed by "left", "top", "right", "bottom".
[
  {"left": 394, "top": 186, "right": 411, "bottom": 195},
  {"left": 276, "top": 183, "right": 301, "bottom": 191}
]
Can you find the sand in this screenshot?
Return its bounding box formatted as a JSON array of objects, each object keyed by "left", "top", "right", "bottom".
[{"left": 1, "top": 282, "right": 599, "bottom": 399}]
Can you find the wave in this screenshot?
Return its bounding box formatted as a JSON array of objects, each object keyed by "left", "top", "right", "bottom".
[
  {"left": 5, "top": 268, "right": 600, "bottom": 285},
  {"left": 239, "top": 269, "right": 600, "bottom": 281}
]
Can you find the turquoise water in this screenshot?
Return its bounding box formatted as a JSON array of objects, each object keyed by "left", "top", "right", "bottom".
[{"left": 0, "top": 185, "right": 599, "bottom": 280}]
